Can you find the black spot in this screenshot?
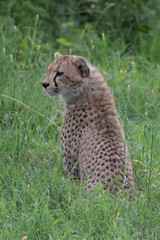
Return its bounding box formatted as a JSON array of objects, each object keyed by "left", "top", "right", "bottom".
[
  {"left": 115, "top": 152, "right": 120, "bottom": 157},
  {"left": 112, "top": 158, "right": 117, "bottom": 163}
]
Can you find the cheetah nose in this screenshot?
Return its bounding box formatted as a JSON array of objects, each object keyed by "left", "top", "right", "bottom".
[{"left": 42, "top": 82, "right": 50, "bottom": 89}]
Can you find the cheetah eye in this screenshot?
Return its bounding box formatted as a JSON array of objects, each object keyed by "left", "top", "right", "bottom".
[{"left": 56, "top": 71, "right": 64, "bottom": 77}]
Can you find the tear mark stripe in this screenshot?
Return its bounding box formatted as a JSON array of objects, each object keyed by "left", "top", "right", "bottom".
[{"left": 54, "top": 72, "right": 58, "bottom": 92}]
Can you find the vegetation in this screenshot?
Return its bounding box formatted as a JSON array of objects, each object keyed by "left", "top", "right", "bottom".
[{"left": 0, "top": 1, "right": 160, "bottom": 239}]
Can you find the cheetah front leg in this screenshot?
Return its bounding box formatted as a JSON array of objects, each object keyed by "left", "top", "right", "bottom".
[{"left": 62, "top": 151, "right": 80, "bottom": 181}]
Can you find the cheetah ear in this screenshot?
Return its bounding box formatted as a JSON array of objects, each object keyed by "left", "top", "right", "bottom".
[
  {"left": 74, "top": 57, "right": 89, "bottom": 77},
  {"left": 54, "top": 52, "right": 63, "bottom": 59}
]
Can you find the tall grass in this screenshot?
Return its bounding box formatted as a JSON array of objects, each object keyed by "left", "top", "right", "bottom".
[{"left": 0, "top": 16, "right": 160, "bottom": 240}]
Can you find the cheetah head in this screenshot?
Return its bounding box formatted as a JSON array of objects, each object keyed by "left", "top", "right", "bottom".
[{"left": 42, "top": 52, "right": 90, "bottom": 103}]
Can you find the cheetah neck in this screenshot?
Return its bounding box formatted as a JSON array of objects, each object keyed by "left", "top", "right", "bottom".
[{"left": 65, "top": 64, "right": 118, "bottom": 119}]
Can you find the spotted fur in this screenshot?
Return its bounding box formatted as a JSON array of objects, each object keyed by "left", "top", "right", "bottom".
[{"left": 42, "top": 53, "right": 135, "bottom": 193}]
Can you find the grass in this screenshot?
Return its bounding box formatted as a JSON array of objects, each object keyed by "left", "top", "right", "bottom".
[{"left": 0, "top": 17, "right": 160, "bottom": 240}]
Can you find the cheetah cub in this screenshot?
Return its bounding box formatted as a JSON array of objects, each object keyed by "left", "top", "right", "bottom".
[{"left": 42, "top": 52, "right": 134, "bottom": 193}]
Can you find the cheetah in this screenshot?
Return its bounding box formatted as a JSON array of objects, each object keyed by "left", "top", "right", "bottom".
[{"left": 42, "top": 52, "right": 135, "bottom": 193}]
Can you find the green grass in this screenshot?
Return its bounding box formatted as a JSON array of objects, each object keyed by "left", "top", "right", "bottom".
[{"left": 0, "top": 18, "right": 160, "bottom": 240}]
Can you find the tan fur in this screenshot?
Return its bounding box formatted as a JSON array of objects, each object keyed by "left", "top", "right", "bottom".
[{"left": 42, "top": 54, "right": 135, "bottom": 193}]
